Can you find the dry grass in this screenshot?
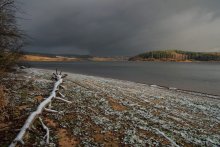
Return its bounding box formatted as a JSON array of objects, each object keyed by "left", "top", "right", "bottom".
[
  {"left": 108, "top": 97, "right": 128, "bottom": 111},
  {"left": 20, "top": 55, "right": 81, "bottom": 62},
  {"left": 0, "top": 85, "right": 9, "bottom": 123},
  {"left": 57, "top": 128, "right": 79, "bottom": 147},
  {"left": 21, "top": 55, "right": 118, "bottom": 62},
  {"left": 0, "top": 85, "right": 8, "bottom": 109}
]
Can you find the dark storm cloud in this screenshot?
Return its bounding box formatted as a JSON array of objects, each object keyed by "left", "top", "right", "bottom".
[{"left": 17, "top": 0, "right": 220, "bottom": 56}]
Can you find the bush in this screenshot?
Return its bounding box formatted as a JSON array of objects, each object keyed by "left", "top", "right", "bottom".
[{"left": 0, "top": 0, "right": 23, "bottom": 71}]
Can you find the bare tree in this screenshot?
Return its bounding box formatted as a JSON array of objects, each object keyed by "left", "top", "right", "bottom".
[{"left": 0, "top": 0, "right": 23, "bottom": 71}]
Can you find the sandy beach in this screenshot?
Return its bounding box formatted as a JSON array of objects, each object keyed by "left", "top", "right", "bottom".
[{"left": 1, "top": 68, "right": 220, "bottom": 146}]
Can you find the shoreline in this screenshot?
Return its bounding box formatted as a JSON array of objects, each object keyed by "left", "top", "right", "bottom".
[
  {"left": 67, "top": 71, "right": 220, "bottom": 99},
  {"left": 33, "top": 67, "right": 220, "bottom": 98},
  {"left": 1, "top": 67, "right": 220, "bottom": 146},
  {"left": 20, "top": 59, "right": 220, "bottom": 63}
]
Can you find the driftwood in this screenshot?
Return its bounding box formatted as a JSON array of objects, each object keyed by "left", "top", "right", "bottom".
[{"left": 9, "top": 69, "right": 71, "bottom": 147}]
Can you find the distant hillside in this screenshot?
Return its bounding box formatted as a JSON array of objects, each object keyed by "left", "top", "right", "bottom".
[
  {"left": 129, "top": 50, "right": 220, "bottom": 62},
  {"left": 20, "top": 54, "right": 128, "bottom": 62},
  {"left": 20, "top": 55, "right": 82, "bottom": 62},
  {"left": 22, "top": 51, "right": 92, "bottom": 58}
]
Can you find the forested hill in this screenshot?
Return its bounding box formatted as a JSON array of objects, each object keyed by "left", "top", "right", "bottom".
[{"left": 129, "top": 50, "right": 220, "bottom": 61}]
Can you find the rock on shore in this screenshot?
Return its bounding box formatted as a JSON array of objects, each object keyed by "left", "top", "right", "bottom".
[{"left": 1, "top": 68, "right": 220, "bottom": 146}]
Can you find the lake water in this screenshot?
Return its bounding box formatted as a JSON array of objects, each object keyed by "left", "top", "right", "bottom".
[{"left": 24, "top": 61, "right": 220, "bottom": 95}]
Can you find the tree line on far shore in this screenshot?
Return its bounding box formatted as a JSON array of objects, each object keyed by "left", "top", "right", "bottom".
[
  {"left": 129, "top": 50, "right": 220, "bottom": 61},
  {"left": 0, "top": 0, "right": 23, "bottom": 72}
]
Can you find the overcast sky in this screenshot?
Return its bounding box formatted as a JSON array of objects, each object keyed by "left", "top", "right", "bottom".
[{"left": 17, "top": 0, "right": 220, "bottom": 56}]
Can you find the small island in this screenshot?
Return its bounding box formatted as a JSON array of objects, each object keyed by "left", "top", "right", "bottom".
[{"left": 129, "top": 50, "right": 220, "bottom": 62}]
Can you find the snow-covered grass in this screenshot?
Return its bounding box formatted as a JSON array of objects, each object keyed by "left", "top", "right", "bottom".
[{"left": 1, "top": 68, "right": 220, "bottom": 146}]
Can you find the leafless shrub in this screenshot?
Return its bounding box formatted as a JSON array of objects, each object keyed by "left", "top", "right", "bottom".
[{"left": 0, "top": 0, "right": 23, "bottom": 71}]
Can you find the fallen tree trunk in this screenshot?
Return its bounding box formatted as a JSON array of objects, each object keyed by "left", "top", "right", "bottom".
[{"left": 9, "top": 70, "right": 70, "bottom": 147}]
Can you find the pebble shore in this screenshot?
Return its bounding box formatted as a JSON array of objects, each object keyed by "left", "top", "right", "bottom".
[{"left": 1, "top": 68, "right": 220, "bottom": 146}]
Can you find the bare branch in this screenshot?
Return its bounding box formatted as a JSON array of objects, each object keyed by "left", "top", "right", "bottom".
[
  {"left": 9, "top": 70, "right": 68, "bottom": 147},
  {"left": 39, "top": 117, "right": 50, "bottom": 144},
  {"left": 59, "top": 85, "right": 66, "bottom": 90},
  {"left": 55, "top": 97, "right": 72, "bottom": 104},
  {"left": 44, "top": 108, "right": 58, "bottom": 113},
  {"left": 53, "top": 73, "right": 56, "bottom": 77},
  {"left": 154, "top": 128, "right": 179, "bottom": 147},
  {"left": 62, "top": 74, "right": 68, "bottom": 78},
  {"left": 0, "top": 0, "right": 14, "bottom": 9},
  {"left": 58, "top": 92, "right": 65, "bottom": 98}
]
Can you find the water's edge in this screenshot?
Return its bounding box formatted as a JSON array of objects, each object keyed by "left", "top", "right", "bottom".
[{"left": 33, "top": 67, "right": 220, "bottom": 99}]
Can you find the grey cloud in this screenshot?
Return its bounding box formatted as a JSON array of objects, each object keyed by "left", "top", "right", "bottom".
[{"left": 17, "top": 0, "right": 220, "bottom": 55}]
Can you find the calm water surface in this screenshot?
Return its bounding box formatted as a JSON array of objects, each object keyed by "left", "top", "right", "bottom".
[{"left": 25, "top": 61, "right": 220, "bottom": 95}]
